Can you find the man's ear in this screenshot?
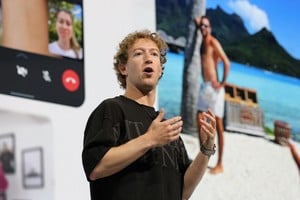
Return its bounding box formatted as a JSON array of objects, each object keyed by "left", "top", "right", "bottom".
[{"left": 118, "top": 64, "right": 127, "bottom": 75}]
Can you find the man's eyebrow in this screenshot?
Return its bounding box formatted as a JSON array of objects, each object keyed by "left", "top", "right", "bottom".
[{"left": 132, "top": 47, "right": 159, "bottom": 52}]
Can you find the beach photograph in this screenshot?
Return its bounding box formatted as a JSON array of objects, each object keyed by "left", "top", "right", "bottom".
[{"left": 156, "top": 0, "right": 300, "bottom": 199}]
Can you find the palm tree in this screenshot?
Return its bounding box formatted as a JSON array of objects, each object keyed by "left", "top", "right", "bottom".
[{"left": 180, "top": 0, "right": 206, "bottom": 135}]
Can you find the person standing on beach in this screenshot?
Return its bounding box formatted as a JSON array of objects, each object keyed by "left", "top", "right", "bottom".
[
  {"left": 82, "top": 29, "right": 217, "bottom": 200},
  {"left": 195, "top": 16, "right": 230, "bottom": 174}
]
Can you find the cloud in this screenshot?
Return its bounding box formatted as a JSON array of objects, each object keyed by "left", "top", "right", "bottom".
[{"left": 228, "top": 0, "right": 270, "bottom": 32}]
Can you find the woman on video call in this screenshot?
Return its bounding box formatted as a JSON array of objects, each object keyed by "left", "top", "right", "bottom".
[{"left": 49, "top": 9, "right": 83, "bottom": 59}]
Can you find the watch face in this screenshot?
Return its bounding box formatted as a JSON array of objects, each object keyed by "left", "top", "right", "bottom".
[{"left": 0, "top": 0, "right": 85, "bottom": 107}]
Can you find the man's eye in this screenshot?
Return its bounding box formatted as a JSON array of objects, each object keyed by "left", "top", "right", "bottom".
[{"left": 134, "top": 52, "right": 142, "bottom": 56}]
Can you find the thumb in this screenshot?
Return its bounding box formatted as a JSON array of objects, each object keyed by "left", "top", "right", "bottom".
[{"left": 155, "top": 108, "right": 165, "bottom": 122}]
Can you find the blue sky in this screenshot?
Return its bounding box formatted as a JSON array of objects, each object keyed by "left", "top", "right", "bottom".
[
  {"left": 206, "top": 0, "right": 300, "bottom": 59},
  {"left": 73, "top": 5, "right": 82, "bottom": 20}
]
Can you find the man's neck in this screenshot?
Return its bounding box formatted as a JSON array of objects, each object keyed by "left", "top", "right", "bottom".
[
  {"left": 124, "top": 89, "right": 156, "bottom": 107},
  {"left": 203, "top": 33, "right": 211, "bottom": 41}
]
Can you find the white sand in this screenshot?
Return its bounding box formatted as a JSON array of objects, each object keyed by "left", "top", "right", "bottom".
[{"left": 181, "top": 132, "right": 300, "bottom": 200}]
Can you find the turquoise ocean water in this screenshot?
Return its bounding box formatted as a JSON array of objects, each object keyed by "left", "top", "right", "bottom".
[{"left": 158, "top": 52, "right": 300, "bottom": 142}]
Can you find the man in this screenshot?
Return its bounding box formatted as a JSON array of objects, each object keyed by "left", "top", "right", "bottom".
[
  {"left": 82, "top": 30, "right": 217, "bottom": 200},
  {"left": 195, "top": 16, "right": 230, "bottom": 174}
]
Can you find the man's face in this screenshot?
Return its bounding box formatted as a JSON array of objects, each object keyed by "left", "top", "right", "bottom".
[
  {"left": 200, "top": 18, "right": 211, "bottom": 36},
  {"left": 121, "top": 38, "right": 162, "bottom": 92}
]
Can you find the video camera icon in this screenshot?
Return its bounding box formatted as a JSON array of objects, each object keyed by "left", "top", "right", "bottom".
[{"left": 62, "top": 69, "right": 80, "bottom": 92}]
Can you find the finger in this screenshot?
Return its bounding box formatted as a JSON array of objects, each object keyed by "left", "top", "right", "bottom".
[
  {"left": 164, "top": 116, "right": 182, "bottom": 127},
  {"left": 199, "top": 117, "right": 215, "bottom": 134},
  {"left": 197, "top": 112, "right": 205, "bottom": 124},
  {"left": 170, "top": 126, "right": 182, "bottom": 137},
  {"left": 207, "top": 109, "right": 215, "bottom": 118},
  {"left": 204, "top": 110, "right": 216, "bottom": 127},
  {"left": 170, "top": 132, "right": 180, "bottom": 141},
  {"left": 201, "top": 125, "right": 214, "bottom": 138},
  {"left": 172, "top": 120, "right": 183, "bottom": 131},
  {"left": 200, "top": 115, "right": 215, "bottom": 127}
]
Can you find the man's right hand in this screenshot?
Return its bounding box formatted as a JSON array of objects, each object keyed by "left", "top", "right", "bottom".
[{"left": 145, "top": 108, "right": 183, "bottom": 147}]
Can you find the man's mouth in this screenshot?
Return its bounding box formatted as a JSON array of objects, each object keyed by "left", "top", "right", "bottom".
[{"left": 144, "top": 67, "right": 154, "bottom": 73}]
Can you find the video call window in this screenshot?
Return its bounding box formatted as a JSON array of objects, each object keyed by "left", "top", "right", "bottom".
[{"left": 0, "top": 0, "right": 85, "bottom": 107}]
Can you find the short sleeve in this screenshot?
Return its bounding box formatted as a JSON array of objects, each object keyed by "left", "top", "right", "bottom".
[{"left": 81, "top": 100, "right": 123, "bottom": 181}]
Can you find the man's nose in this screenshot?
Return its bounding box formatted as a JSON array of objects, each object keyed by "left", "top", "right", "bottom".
[
  {"left": 145, "top": 59, "right": 153, "bottom": 64},
  {"left": 144, "top": 52, "right": 153, "bottom": 63}
]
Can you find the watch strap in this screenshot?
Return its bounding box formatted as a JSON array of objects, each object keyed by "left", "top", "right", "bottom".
[{"left": 200, "top": 144, "right": 216, "bottom": 157}]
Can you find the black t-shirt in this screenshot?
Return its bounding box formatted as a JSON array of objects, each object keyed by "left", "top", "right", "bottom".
[{"left": 82, "top": 96, "right": 191, "bottom": 200}]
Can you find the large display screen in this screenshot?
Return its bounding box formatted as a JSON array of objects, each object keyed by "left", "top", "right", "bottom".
[
  {"left": 156, "top": 0, "right": 300, "bottom": 140},
  {"left": 156, "top": 1, "right": 300, "bottom": 199},
  {"left": 0, "top": 0, "right": 84, "bottom": 107}
]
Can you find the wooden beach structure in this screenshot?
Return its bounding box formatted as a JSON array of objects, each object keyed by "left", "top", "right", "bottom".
[
  {"left": 224, "top": 83, "right": 266, "bottom": 136},
  {"left": 274, "top": 120, "right": 291, "bottom": 144}
]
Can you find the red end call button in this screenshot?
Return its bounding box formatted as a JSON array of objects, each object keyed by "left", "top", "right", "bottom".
[{"left": 62, "top": 69, "right": 80, "bottom": 92}]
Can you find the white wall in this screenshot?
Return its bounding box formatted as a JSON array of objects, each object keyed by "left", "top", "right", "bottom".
[
  {"left": 0, "top": 0, "right": 156, "bottom": 199},
  {"left": 0, "top": 111, "right": 54, "bottom": 200}
]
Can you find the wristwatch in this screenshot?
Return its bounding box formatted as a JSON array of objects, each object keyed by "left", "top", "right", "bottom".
[{"left": 200, "top": 144, "right": 216, "bottom": 157}]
